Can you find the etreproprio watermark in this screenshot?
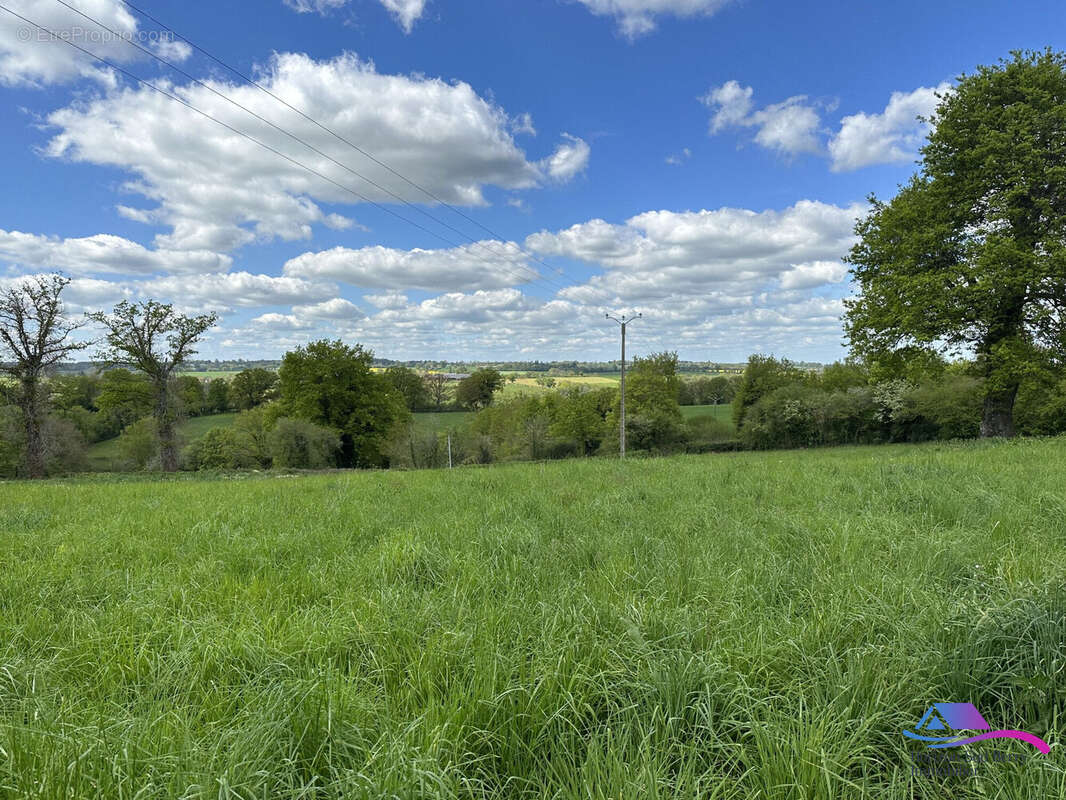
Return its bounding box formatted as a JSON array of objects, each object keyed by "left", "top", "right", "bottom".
[
  {"left": 16, "top": 26, "right": 176, "bottom": 46},
  {"left": 911, "top": 747, "right": 1029, "bottom": 778}
]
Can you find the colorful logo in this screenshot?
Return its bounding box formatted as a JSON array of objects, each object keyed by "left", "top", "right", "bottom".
[{"left": 902, "top": 702, "right": 1049, "bottom": 753}]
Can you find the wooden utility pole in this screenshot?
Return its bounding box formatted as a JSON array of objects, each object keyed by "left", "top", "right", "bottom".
[{"left": 605, "top": 312, "right": 641, "bottom": 458}]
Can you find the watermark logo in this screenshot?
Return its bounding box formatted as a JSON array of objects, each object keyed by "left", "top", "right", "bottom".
[{"left": 902, "top": 702, "right": 1049, "bottom": 753}]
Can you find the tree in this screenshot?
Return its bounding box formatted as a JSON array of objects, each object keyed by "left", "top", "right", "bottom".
[
  {"left": 175, "top": 375, "right": 206, "bottom": 416},
  {"left": 611, "top": 352, "right": 685, "bottom": 452},
  {"left": 456, "top": 368, "right": 504, "bottom": 410},
  {"left": 89, "top": 301, "right": 217, "bottom": 471},
  {"left": 425, "top": 373, "right": 449, "bottom": 410},
  {"left": 96, "top": 369, "right": 154, "bottom": 430},
  {"left": 277, "top": 340, "right": 407, "bottom": 467},
  {"left": 383, "top": 365, "right": 431, "bottom": 411},
  {"left": 205, "top": 378, "right": 231, "bottom": 413},
  {"left": 845, "top": 49, "right": 1066, "bottom": 437},
  {"left": 0, "top": 275, "right": 89, "bottom": 478},
  {"left": 732, "top": 355, "right": 805, "bottom": 428},
  {"left": 229, "top": 368, "right": 278, "bottom": 410}
]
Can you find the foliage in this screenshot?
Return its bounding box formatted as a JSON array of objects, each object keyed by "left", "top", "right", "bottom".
[
  {"left": 0, "top": 274, "right": 89, "bottom": 477},
  {"left": 95, "top": 368, "right": 155, "bottom": 430},
  {"left": 267, "top": 417, "right": 341, "bottom": 469},
  {"left": 382, "top": 365, "right": 432, "bottom": 411},
  {"left": 609, "top": 352, "right": 685, "bottom": 453},
  {"left": 732, "top": 354, "right": 807, "bottom": 427},
  {"left": 184, "top": 426, "right": 259, "bottom": 470},
  {"left": 277, "top": 340, "right": 407, "bottom": 468},
  {"left": 205, "top": 378, "right": 232, "bottom": 413},
  {"left": 229, "top": 368, "right": 279, "bottom": 411},
  {"left": 89, "top": 301, "right": 218, "bottom": 471},
  {"left": 456, "top": 368, "right": 504, "bottom": 410},
  {"left": 175, "top": 375, "right": 206, "bottom": 417},
  {"left": 116, "top": 417, "right": 159, "bottom": 471},
  {"left": 845, "top": 49, "right": 1066, "bottom": 436}
]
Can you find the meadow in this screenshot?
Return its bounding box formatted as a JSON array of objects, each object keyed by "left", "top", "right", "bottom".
[{"left": 1, "top": 437, "right": 1064, "bottom": 797}]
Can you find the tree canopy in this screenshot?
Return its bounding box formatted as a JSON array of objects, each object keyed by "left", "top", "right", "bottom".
[
  {"left": 845, "top": 49, "right": 1066, "bottom": 436},
  {"left": 277, "top": 340, "right": 407, "bottom": 467}
]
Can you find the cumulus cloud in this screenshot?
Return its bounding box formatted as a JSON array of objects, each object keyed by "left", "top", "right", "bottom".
[
  {"left": 526, "top": 200, "right": 862, "bottom": 302},
  {"left": 574, "top": 0, "right": 732, "bottom": 39},
  {"left": 292, "top": 297, "right": 365, "bottom": 319},
  {"left": 828, "top": 83, "right": 950, "bottom": 171},
  {"left": 0, "top": 0, "right": 141, "bottom": 87},
  {"left": 702, "top": 81, "right": 822, "bottom": 156},
  {"left": 0, "top": 228, "right": 231, "bottom": 275},
  {"left": 282, "top": 240, "right": 536, "bottom": 291},
  {"left": 141, "top": 271, "right": 337, "bottom": 310},
  {"left": 44, "top": 52, "right": 548, "bottom": 252},
  {"left": 779, "top": 260, "right": 848, "bottom": 290},
  {"left": 541, "top": 134, "right": 591, "bottom": 181}
]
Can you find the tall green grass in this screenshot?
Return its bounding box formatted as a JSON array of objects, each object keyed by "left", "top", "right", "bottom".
[{"left": 0, "top": 438, "right": 1064, "bottom": 798}]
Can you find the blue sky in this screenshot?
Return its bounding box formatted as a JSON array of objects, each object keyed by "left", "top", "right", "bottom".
[{"left": 0, "top": 0, "right": 1063, "bottom": 362}]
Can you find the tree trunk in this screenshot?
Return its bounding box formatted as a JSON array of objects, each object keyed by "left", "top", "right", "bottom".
[
  {"left": 980, "top": 383, "right": 1019, "bottom": 438},
  {"left": 20, "top": 378, "right": 45, "bottom": 479},
  {"left": 155, "top": 381, "right": 179, "bottom": 472}
]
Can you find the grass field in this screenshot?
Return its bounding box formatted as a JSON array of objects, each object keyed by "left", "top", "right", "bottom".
[
  {"left": 1, "top": 438, "right": 1064, "bottom": 797},
  {"left": 681, "top": 403, "right": 733, "bottom": 424}
]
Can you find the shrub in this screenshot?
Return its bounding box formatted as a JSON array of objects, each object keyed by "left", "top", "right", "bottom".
[
  {"left": 682, "top": 414, "right": 735, "bottom": 452},
  {"left": 267, "top": 418, "right": 340, "bottom": 470},
  {"left": 117, "top": 418, "right": 159, "bottom": 470},
  {"left": 184, "top": 427, "right": 259, "bottom": 470}
]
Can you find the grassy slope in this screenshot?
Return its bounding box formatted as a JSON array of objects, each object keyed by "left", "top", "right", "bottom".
[
  {"left": 1, "top": 438, "right": 1064, "bottom": 797},
  {"left": 86, "top": 413, "right": 239, "bottom": 471}
]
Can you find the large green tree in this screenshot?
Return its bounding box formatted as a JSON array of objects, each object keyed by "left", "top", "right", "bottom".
[
  {"left": 277, "top": 340, "right": 407, "bottom": 467},
  {"left": 90, "top": 301, "right": 217, "bottom": 471},
  {"left": 229, "top": 368, "right": 278, "bottom": 410},
  {"left": 845, "top": 49, "right": 1066, "bottom": 437},
  {"left": 456, "top": 368, "right": 504, "bottom": 410},
  {"left": 0, "top": 275, "right": 88, "bottom": 478}
]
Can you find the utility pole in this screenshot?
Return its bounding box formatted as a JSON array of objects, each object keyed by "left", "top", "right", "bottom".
[{"left": 605, "top": 311, "right": 641, "bottom": 458}]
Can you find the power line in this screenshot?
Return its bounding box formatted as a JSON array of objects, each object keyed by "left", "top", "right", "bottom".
[
  {"left": 106, "top": 0, "right": 624, "bottom": 308},
  {"left": 43, "top": 0, "right": 570, "bottom": 299},
  {"left": 605, "top": 311, "right": 641, "bottom": 458},
  {"left": 2, "top": 2, "right": 644, "bottom": 357}
]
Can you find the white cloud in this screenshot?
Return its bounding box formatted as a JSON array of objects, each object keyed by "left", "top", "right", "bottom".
[
  {"left": 828, "top": 83, "right": 950, "bottom": 172},
  {"left": 141, "top": 271, "right": 337, "bottom": 310},
  {"left": 574, "top": 0, "right": 732, "bottom": 39},
  {"left": 702, "top": 81, "right": 822, "bottom": 157},
  {"left": 779, "top": 260, "right": 848, "bottom": 290},
  {"left": 526, "top": 200, "right": 862, "bottom": 302},
  {"left": 364, "top": 290, "right": 409, "bottom": 309},
  {"left": 283, "top": 240, "right": 536, "bottom": 291},
  {"left": 379, "top": 0, "right": 428, "bottom": 32},
  {"left": 0, "top": 228, "right": 231, "bottom": 275},
  {"left": 541, "top": 133, "right": 591, "bottom": 181},
  {"left": 665, "top": 147, "right": 691, "bottom": 166},
  {"left": 512, "top": 112, "right": 537, "bottom": 137},
  {"left": 0, "top": 0, "right": 141, "bottom": 87},
  {"left": 44, "top": 52, "right": 547, "bottom": 252},
  {"left": 292, "top": 297, "right": 365, "bottom": 319},
  {"left": 282, "top": 0, "right": 348, "bottom": 14},
  {"left": 283, "top": 0, "right": 428, "bottom": 32},
  {"left": 151, "top": 38, "right": 192, "bottom": 63}
]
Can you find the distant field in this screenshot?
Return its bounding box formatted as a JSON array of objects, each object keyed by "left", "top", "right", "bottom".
[
  {"left": 178, "top": 370, "right": 240, "bottom": 380},
  {"left": 681, "top": 403, "right": 733, "bottom": 424},
  {"left": 412, "top": 410, "right": 473, "bottom": 434},
  {"left": 86, "top": 413, "right": 238, "bottom": 471},
  {"left": 1, "top": 438, "right": 1063, "bottom": 797}
]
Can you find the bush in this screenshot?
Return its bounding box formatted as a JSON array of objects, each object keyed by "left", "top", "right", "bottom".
[
  {"left": 682, "top": 414, "right": 735, "bottom": 452},
  {"left": 41, "top": 416, "right": 87, "bottom": 475},
  {"left": 903, "top": 376, "right": 983, "bottom": 441},
  {"left": 117, "top": 418, "right": 159, "bottom": 470},
  {"left": 267, "top": 418, "right": 340, "bottom": 469},
  {"left": 184, "top": 427, "right": 259, "bottom": 470}
]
